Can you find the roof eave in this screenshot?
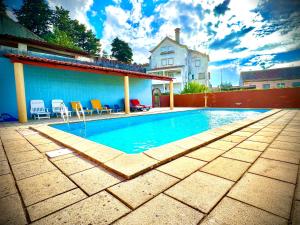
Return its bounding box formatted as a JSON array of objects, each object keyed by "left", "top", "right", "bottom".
[{"left": 5, "top": 54, "right": 172, "bottom": 81}]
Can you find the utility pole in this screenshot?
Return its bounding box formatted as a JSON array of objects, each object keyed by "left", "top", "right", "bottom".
[{"left": 220, "top": 68, "right": 223, "bottom": 91}]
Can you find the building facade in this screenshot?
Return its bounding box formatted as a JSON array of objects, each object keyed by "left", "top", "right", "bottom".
[
  {"left": 241, "top": 66, "right": 300, "bottom": 89},
  {"left": 147, "top": 28, "right": 209, "bottom": 94},
  {"left": 0, "top": 15, "right": 172, "bottom": 122}
]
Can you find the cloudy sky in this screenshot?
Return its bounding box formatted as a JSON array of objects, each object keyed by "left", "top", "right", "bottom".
[{"left": 5, "top": 0, "right": 300, "bottom": 86}]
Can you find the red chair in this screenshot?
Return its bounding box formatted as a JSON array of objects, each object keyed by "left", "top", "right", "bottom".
[{"left": 130, "top": 99, "right": 151, "bottom": 111}]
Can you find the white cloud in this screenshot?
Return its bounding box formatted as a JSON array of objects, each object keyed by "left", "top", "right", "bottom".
[
  {"left": 6, "top": 9, "right": 17, "bottom": 21},
  {"left": 47, "top": 0, "right": 95, "bottom": 32}
]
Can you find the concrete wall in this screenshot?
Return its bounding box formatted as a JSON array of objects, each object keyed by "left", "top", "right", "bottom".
[
  {"left": 0, "top": 57, "right": 152, "bottom": 119},
  {"left": 156, "top": 87, "right": 300, "bottom": 108}
]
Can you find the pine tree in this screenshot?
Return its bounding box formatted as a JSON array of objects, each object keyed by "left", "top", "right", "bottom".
[
  {"left": 14, "top": 0, "right": 52, "bottom": 36},
  {"left": 0, "top": 0, "right": 6, "bottom": 15},
  {"left": 111, "top": 38, "right": 133, "bottom": 63}
]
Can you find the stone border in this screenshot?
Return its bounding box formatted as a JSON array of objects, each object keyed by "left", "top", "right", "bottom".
[{"left": 30, "top": 109, "right": 281, "bottom": 179}]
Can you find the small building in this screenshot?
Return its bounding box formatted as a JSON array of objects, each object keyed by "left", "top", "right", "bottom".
[
  {"left": 240, "top": 66, "right": 300, "bottom": 89},
  {"left": 147, "top": 28, "right": 210, "bottom": 94},
  {"left": 0, "top": 15, "right": 173, "bottom": 123}
]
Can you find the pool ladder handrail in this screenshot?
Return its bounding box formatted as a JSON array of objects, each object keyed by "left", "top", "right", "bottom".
[
  {"left": 60, "top": 103, "right": 70, "bottom": 125},
  {"left": 75, "top": 103, "right": 87, "bottom": 131}
]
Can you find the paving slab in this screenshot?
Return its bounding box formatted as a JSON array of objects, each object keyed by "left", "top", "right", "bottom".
[
  {"left": 292, "top": 201, "right": 300, "bottom": 225},
  {"left": 173, "top": 136, "right": 205, "bottom": 150},
  {"left": 200, "top": 197, "right": 287, "bottom": 225},
  {"left": 206, "top": 140, "right": 237, "bottom": 151},
  {"left": 237, "top": 140, "right": 269, "bottom": 152},
  {"left": 221, "top": 135, "right": 247, "bottom": 143},
  {"left": 84, "top": 145, "right": 123, "bottom": 163},
  {"left": 0, "top": 160, "right": 10, "bottom": 175},
  {"left": 222, "top": 147, "right": 261, "bottom": 163},
  {"left": 6, "top": 150, "right": 44, "bottom": 165},
  {"left": 11, "top": 158, "right": 57, "bottom": 180},
  {"left": 0, "top": 194, "right": 27, "bottom": 225},
  {"left": 228, "top": 173, "right": 294, "bottom": 219},
  {"left": 0, "top": 174, "right": 17, "bottom": 198},
  {"left": 108, "top": 170, "right": 178, "bottom": 209},
  {"left": 31, "top": 191, "right": 130, "bottom": 225},
  {"left": 0, "top": 149, "right": 6, "bottom": 161},
  {"left": 113, "top": 194, "right": 204, "bottom": 225},
  {"left": 247, "top": 135, "right": 275, "bottom": 143},
  {"left": 17, "top": 170, "right": 76, "bottom": 206},
  {"left": 49, "top": 152, "right": 77, "bottom": 162},
  {"left": 234, "top": 131, "right": 254, "bottom": 137},
  {"left": 256, "top": 130, "right": 279, "bottom": 137},
  {"left": 201, "top": 157, "right": 250, "bottom": 181},
  {"left": 35, "top": 142, "right": 62, "bottom": 153},
  {"left": 261, "top": 148, "right": 300, "bottom": 164},
  {"left": 249, "top": 158, "right": 298, "bottom": 184},
  {"left": 52, "top": 155, "right": 96, "bottom": 175},
  {"left": 296, "top": 175, "right": 300, "bottom": 200},
  {"left": 3, "top": 140, "right": 35, "bottom": 153},
  {"left": 276, "top": 135, "right": 300, "bottom": 144},
  {"left": 186, "top": 147, "right": 224, "bottom": 162},
  {"left": 281, "top": 131, "right": 300, "bottom": 138},
  {"left": 157, "top": 156, "right": 206, "bottom": 179},
  {"left": 70, "top": 166, "right": 122, "bottom": 195},
  {"left": 26, "top": 136, "right": 53, "bottom": 146},
  {"left": 27, "top": 188, "right": 87, "bottom": 221},
  {"left": 270, "top": 141, "right": 300, "bottom": 152},
  {"left": 165, "top": 171, "right": 233, "bottom": 213},
  {"left": 144, "top": 143, "right": 185, "bottom": 162},
  {"left": 104, "top": 153, "right": 158, "bottom": 178}
]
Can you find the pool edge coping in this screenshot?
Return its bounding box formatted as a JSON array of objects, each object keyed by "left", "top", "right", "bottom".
[{"left": 30, "top": 108, "right": 282, "bottom": 179}]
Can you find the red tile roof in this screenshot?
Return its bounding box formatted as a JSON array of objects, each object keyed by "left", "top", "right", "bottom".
[
  {"left": 241, "top": 66, "right": 300, "bottom": 82},
  {"left": 5, "top": 53, "right": 173, "bottom": 81}
]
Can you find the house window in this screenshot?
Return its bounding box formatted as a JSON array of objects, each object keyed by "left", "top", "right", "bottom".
[
  {"left": 195, "top": 59, "right": 201, "bottom": 67},
  {"left": 292, "top": 82, "right": 300, "bottom": 87},
  {"left": 161, "top": 59, "right": 167, "bottom": 66},
  {"left": 198, "top": 73, "right": 205, "bottom": 79},
  {"left": 277, "top": 83, "right": 285, "bottom": 88},
  {"left": 263, "top": 84, "right": 270, "bottom": 89},
  {"left": 191, "top": 74, "right": 194, "bottom": 80},
  {"left": 161, "top": 46, "right": 174, "bottom": 53},
  {"left": 168, "top": 58, "right": 174, "bottom": 65}
]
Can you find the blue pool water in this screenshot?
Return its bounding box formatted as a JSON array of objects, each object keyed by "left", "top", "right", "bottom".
[{"left": 52, "top": 108, "right": 268, "bottom": 154}]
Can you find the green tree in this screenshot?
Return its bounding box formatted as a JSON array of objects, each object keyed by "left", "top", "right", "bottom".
[
  {"left": 44, "top": 27, "right": 80, "bottom": 50},
  {"left": 102, "top": 50, "right": 109, "bottom": 58},
  {"left": 181, "top": 82, "right": 208, "bottom": 94},
  {"left": 0, "top": 0, "right": 6, "bottom": 15},
  {"left": 111, "top": 37, "right": 133, "bottom": 63},
  {"left": 220, "top": 82, "right": 232, "bottom": 91},
  {"left": 14, "top": 0, "right": 52, "bottom": 36},
  {"left": 51, "top": 7, "right": 101, "bottom": 55}
]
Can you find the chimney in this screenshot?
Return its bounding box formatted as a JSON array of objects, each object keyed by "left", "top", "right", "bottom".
[{"left": 175, "top": 28, "right": 180, "bottom": 44}]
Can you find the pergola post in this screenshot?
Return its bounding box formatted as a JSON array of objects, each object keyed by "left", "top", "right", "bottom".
[
  {"left": 170, "top": 80, "right": 174, "bottom": 110},
  {"left": 13, "top": 62, "right": 27, "bottom": 123},
  {"left": 124, "top": 76, "right": 130, "bottom": 114}
]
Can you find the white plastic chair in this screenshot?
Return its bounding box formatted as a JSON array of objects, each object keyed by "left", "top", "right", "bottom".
[
  {"left": 52, "top": 99, "right": 71, "bottom": 117},
  {"left": 30, "top": 100, "right": 51, "bottom": 120}
]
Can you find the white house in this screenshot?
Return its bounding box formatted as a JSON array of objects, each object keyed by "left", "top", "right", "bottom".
[{"left": 147, "top": 28, "right": 210, "bottom": 93}]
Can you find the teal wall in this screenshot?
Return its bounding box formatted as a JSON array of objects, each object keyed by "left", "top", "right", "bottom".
[
  {"left": 0, "top": 58, "right": 152, "bottom": 119},
  {"left": 23, "top": 65, "right": 152, "bottom": 117},
  {"left": 0, "top": 57, "right": 18, "bottom": 118}
]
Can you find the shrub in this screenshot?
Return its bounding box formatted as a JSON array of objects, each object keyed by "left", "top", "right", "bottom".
[{"left": 181, "top": 82, "right": 208, "bottom": 94}]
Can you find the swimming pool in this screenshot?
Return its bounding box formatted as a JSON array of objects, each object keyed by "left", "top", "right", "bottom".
[{"left": 52, "top": 108, "right": 268, "bottom": 154}]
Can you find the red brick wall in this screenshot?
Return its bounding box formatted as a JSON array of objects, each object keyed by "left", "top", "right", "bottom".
[{"left": 155, "top": 88, "right": 300, "bottom": 108}]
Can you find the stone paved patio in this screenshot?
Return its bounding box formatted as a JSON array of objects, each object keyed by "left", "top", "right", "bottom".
[{"left": 0, "top": 109, "right": 299, "bottom": 224}]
